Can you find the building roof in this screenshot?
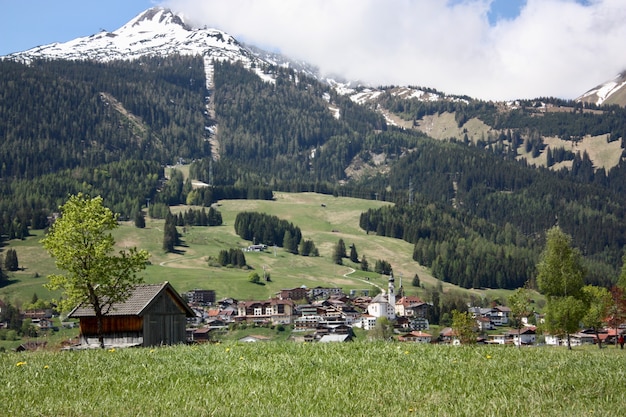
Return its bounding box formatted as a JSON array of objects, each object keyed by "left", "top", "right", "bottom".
[
  {"left": 68, "top": 282, "right": 195, "bottom": 318},
  {"left": 319, "top": 334, "right": 351, "bottom": 343}
]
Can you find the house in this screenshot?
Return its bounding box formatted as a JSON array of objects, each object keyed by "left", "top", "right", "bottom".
[
  {"left": 468, "top": 305, "right": 511, "bottom": 326},
  {"left": 188, "top": 326, "right": 213, "bottom": 343},
  {"left": 308, "top": 286, "right": 345, "bottom": 300},
  {"left": 68, "top": 281, "right": 195, "bottom": 348},
  {"left": 398, "top": 330, "right": 432, "bottom": 344},
  {"left": 490, "top": 306, "right": 511, "bottom": 326},
  {"left": 185, "top": 289, "right": 216, "bottom": 306},
  {"left": 279, "top": 286, "right": 308, "bottom": 301},
  {"left": 487, "top": 334, "right": 507, "bottom": 345},
  {"left": 395, "top": 296, "right": 429, "bottom": 318},
  {"left": 237, "top": 299, "right": 295, "bottom": 324},
  {"left": 509, "top": 326, "right": 536, "bottom": 346},
  {"left": 352, "top": 314, "right": 377, "bottom": 331},
  {"left": 439, "top": 327, "right": 459, "bottom": 344},
  {"left": 476, "top": 316, "right": 495, "bottom": 332}
]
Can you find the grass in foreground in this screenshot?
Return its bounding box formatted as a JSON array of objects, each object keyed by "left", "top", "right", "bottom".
[{"left": 2, "top": 342, "right": 624, "bottom": 416}]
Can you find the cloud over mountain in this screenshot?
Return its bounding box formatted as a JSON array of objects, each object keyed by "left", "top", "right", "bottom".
[{"left": 164, "top": 0, "right": 626, "bottom": 101}]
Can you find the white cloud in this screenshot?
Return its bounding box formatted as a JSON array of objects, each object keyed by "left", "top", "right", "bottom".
[{"left": 163, "top": 0, "right": 626, "bottom": 101}]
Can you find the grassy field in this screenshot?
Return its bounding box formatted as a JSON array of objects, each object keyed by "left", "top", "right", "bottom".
[
  {"left": 1, "top": 341, "right": 624, "bottom": 416},
  {"left": 2, "top": 192, "right": 499, "bottom": 306}
]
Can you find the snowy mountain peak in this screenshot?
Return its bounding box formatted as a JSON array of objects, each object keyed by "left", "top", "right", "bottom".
[
  {"left": 3, "top": 7, "right": 248, "bottom": 64},
  {"left": 125, "top": 8, "right": 191, "bottom": 31}
]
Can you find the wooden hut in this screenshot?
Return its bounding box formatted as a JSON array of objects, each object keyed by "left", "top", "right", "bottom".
[{"left": 68, "top": 282, "right": 195, "bottom": 348}]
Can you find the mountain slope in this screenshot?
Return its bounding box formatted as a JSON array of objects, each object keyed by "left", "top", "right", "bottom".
[{"left": 576, "top": 71, "right": 626, "bottom": 107}]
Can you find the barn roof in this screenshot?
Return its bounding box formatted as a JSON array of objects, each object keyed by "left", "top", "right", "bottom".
[{"left": 68, "top": 282, "right": 195, "bottom": 318}]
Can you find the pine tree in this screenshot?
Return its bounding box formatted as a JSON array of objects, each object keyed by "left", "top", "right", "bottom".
[
  {"left": 349, "top": 243, "right": 359, "bottom": 263},
  {"left": 4, "top": 249, "right": 18, "bottom": 271}
]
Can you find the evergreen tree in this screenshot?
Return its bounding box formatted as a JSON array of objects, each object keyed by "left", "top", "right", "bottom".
[
  {"left": 349, "top": 244, "right": 359, "bottom": 263},
  {"left": 4, "top": 249, "right": 18, "bottom": 271},
  {"left": 411, "top": 273, "right": 420, "bottom": 287},
  {"left": 163, "top": 213, "right": 179, "bottom": 253},
  {"left": 134, "top": 211, "right": 146, "bottom": 228},
  {"left": 332, "top": 239, "right": 345, "bottom": 265},
  {"left": 361, "top": 255, "right": 369, "bottom": 272}
]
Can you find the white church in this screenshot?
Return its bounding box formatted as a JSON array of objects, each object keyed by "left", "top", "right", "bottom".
[{"left": 366, "top": 272, "right": 396, "bottom": 320}]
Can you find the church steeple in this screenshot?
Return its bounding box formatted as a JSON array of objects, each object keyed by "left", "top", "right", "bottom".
[{"left": 388, "top": 271, "right": 396, "bottom": 318}]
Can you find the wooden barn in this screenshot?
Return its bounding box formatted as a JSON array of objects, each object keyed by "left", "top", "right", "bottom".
[{"left": 68, "top": 282, "right": 195, "bottom": 348}]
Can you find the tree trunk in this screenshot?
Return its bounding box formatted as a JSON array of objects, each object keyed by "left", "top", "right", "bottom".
[
  {"left": 566, "top": 333, "right": 572, "bottom": 350},
  {"left": 95, "top": 309, "right": 105, "bottom": 349},
  {"left": 595, "top": 328, "right": 602, "bottom": 349}
]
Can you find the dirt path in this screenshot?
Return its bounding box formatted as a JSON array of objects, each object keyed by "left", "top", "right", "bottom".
[{"left": 343, "top": 267, "right": 384, "bottom": 293}]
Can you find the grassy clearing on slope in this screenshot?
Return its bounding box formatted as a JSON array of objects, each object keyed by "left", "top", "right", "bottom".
[
  {"left": 3, "top": 192, "right": 454, "bottom": 304},
  {"left": 1, "top": 342, "right": 624, "bottom": 416},
  {"left": 1, "top": 192, "right": 522, "bottom": 307}
]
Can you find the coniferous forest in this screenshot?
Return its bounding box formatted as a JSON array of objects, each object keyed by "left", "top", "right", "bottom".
[{"left": 2, "top": 54, "right": 626, "bottom": 290}]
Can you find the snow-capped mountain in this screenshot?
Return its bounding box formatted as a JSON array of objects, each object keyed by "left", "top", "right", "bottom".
[
  {"left": 4, "top": 8, "right": 323, "bottom": 84},
  {"left": 6, "top": 8, "right": 251, "bottom": 64},
  {"left": 576, "top": 71, "right": 626, "bottom": 107}
]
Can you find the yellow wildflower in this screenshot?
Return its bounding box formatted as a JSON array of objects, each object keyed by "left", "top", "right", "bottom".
[
  {"left": 108, "top": 348, "right": 116, "bottom": 353},
  {"left": 16, "top": 361, "right": 27, "bottom": 367}
]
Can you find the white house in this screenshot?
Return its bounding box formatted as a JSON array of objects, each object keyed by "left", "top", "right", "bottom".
[{"left": 510, "top": 327, "right": 536, "bottom": 346}]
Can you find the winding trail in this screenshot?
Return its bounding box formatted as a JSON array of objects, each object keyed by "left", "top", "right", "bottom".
[{"left": 343, "top": 267, "right": 384, "bottom": 293}]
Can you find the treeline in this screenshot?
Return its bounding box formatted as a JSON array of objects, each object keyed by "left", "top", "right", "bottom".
[
  {"left": 234, "top": 212, "right": 302, "bottom": 251},
  {"left": 360, "top": 202, "right": 536, "bottom": 289},
  {"left": 359, "top": 135, "right": 626, "bottom": 288},
  {"left": 0, "top": 159, "right": 162, "bottom": 238}
]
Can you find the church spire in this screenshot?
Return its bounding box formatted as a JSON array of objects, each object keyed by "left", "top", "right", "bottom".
[{"left": 388, "top": 271, "right": 396, "bottom": 319}]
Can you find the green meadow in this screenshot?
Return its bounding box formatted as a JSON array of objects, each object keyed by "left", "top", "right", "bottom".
[
  {"left": 1, "top": 341, "right": 625, "bottom": 416},
  {"left": 2, "top": 192, "right": 492, "bottom": 305}
]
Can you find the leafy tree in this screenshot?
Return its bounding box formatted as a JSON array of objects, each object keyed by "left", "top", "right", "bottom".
[
  {"left": 451, "top": 310, "right": 477, "bottom": 344},
  {"left": 537, "top": 226, "right": 587, "bottom": 350},
  {"left": 41, "top": 193, "right": 150, "bottom": 349},
  {"left": 4, "top": 249, "right": 18, "bottom": 271},
  {"left": 508, "top": 287, "right": 531, "bottom": 348},
  {"left": 248, "top": 272, "right": 261, "bottom": 284},
  {"left": 369, "top": 316, "right": 393, "bottom": 340},
  {"left": 581, "top": 285, "right": 611, "bottom": 349}
]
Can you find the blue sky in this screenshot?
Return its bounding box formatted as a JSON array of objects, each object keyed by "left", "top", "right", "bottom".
[
  {"left": 2, "top": 0, "right": 624, "bottom": 101},
  {"left": 0, "top": 1, "right": 156, "bottom": 55}
]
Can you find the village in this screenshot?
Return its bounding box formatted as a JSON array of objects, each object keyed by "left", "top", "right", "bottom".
[
  {"left": 4, "top": 272, "right": 625, "bottom": 351},
  {"left": 185, "top": 274, "right": 625, "bottom": 347}
]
